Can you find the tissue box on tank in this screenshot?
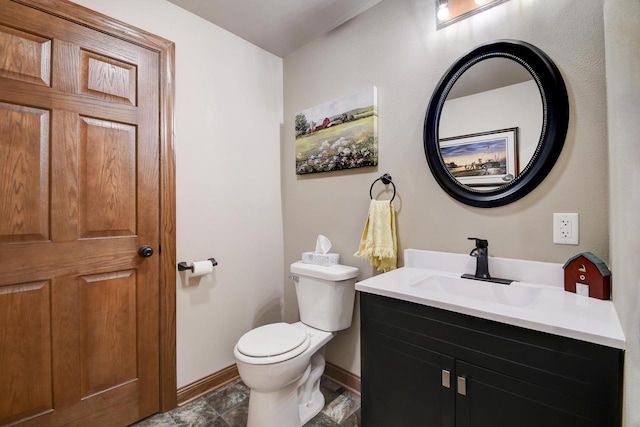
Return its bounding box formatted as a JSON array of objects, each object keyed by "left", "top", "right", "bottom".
[{"left": 301, "top": 252, "right": 339, "bottom": 266}]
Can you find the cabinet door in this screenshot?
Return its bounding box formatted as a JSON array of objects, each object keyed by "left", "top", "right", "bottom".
[
  {"left": 362, "top": 331, "right": 455, "bottom": 427},
  {"left": 455, "top": 361, "right": 598, "bottom": 427}
]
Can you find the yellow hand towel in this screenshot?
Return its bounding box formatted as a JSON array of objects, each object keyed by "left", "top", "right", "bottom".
[{"left": 354, "top": 200, "right": 397, "bottom": 272}]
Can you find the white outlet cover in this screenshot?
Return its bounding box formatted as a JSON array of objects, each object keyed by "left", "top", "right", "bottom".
[{"left": 553, "top": 213, "right": 579, "bottom": 245}]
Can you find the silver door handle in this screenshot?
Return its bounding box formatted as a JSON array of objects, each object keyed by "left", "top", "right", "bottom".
[
  {"left": 457, "top": 376, "right": 467, "bottom": 396},
  {"left": 442, "top": 369, "right": 451, "bottom": 388}
]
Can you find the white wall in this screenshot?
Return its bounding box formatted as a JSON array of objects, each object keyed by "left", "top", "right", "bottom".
[
  {"left": 71, "top": 0, "right": 284, "bottom": 388},
  {"left": 283, "top": 0, "right": 608, "bottom": 379},
  {"left": 605, "top": 0, "right": 640, "bottom": 425}
]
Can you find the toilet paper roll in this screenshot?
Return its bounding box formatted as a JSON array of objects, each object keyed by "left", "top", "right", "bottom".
[{"left": 190, "top": 260, "right": 214, "bottom": 277}]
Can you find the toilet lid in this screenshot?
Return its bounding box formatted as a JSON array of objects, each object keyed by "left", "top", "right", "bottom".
[{"left": 236, "top": 323, "right": 308, "bottom": 358}]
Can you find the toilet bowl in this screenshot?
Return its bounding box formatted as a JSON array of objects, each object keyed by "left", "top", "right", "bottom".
[
  {"left": 233, "top": 261, "right": 359, "bottom": 427},
  {"left": 234, "top": 322, "right": 334, "bottom": 426}
]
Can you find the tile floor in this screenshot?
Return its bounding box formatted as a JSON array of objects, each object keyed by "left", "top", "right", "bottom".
[{"left": 131, "top": 377, "right": 361, "bottom": 427}]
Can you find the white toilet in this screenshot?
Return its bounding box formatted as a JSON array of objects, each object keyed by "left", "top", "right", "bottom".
[{"left": 234, "top": 261, "right": 359, "bottom": 427}]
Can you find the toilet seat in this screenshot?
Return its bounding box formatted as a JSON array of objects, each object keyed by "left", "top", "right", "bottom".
[{"left": 235, "top": 323, "right": 311, "bottom": 365}]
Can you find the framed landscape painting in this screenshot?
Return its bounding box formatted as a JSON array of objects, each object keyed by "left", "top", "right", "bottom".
[
  {"left": 295, "top": 87, "right": 378, "bottom": 175},
  {"left": 439, "top": 127, "right": 519, "bottom": 187}
]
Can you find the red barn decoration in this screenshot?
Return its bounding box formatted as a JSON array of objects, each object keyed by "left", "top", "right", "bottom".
[{"left": 563, "top": 252, "right": 611, "bottom": 300}]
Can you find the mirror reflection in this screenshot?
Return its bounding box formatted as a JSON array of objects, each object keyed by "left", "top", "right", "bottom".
[
  {"left": 438, "top": 58, "right": 543, "bottom": 191},
  {"left": 424, "top": 39, "right": 569, "bottom": 208}
]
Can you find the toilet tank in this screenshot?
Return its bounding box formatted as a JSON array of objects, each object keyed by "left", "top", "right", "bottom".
[{"left": 290, "top": 261, "right": 359, "bottom": 332}]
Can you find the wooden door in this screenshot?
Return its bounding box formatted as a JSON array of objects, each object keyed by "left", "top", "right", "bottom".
[{"left": 0, "top": 1, "right": 164, "bottom": 425}]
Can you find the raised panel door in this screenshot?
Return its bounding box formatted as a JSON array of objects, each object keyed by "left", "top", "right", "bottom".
[{"left": 0, "top": 1, "right": 161, "bottom": 425}]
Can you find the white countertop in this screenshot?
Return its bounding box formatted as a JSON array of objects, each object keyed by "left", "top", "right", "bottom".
[{"left": 355, "top": 249, "right": 625, "bottom": 349}]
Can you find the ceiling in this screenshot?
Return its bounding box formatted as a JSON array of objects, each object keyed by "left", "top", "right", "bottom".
[{"left": 166, "top": 0, "right": 384, "bottom": 57}]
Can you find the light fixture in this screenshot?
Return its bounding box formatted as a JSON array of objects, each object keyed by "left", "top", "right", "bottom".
[
  {"left": 437, "top": 0, "right": 450, "bottom": 21},
  {"left": 436, "top": 0, "right": 510, "bottom": 29}
]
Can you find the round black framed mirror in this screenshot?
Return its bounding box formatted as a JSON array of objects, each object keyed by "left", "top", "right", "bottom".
[{"left": 424, "top": 39, "right": 569, "bottom": 208}]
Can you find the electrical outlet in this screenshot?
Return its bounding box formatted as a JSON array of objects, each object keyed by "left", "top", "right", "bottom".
[{"left": 553, "top": 213, "right": 579, "bottom": 245}]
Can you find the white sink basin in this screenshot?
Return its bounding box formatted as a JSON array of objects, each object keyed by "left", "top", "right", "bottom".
[
  {"left": 411, "top": 275, "right": 542, "bottom": 308},
  {"left": 354, "top": 249, "right": 626, "bottom": 349}
]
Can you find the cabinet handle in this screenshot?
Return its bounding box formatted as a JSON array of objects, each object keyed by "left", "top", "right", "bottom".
[
  {"left": 457, "top": 376, "right": 467, "bottom": 396},
  {"left": 442, "top": 369, "right": 451, "bottom": 388}
]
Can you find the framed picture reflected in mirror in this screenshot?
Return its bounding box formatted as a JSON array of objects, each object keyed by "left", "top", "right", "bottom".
[{"left": 439, "top": 127, "right": 518, "bottom": 188}]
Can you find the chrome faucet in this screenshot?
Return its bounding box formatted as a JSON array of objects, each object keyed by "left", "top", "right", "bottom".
[
  {"left": 467, "top": 237, "right": 491, "bottom": 279},
  {"left": 462, "top": 237, "right": 514, "bottom": 285}
]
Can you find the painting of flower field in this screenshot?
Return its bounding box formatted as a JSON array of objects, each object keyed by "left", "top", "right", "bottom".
[{"left": 295, "top": 87, "right": 378, "bottom": 175}]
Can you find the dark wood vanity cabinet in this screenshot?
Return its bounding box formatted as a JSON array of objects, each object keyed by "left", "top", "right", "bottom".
[{"left": 360, "top": 293, "right": 624, "bottom": 427}]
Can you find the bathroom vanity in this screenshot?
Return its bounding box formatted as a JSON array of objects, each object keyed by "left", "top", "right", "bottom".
[{"left": 356, "top": 250, "right": 624, "bottom": 427}]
